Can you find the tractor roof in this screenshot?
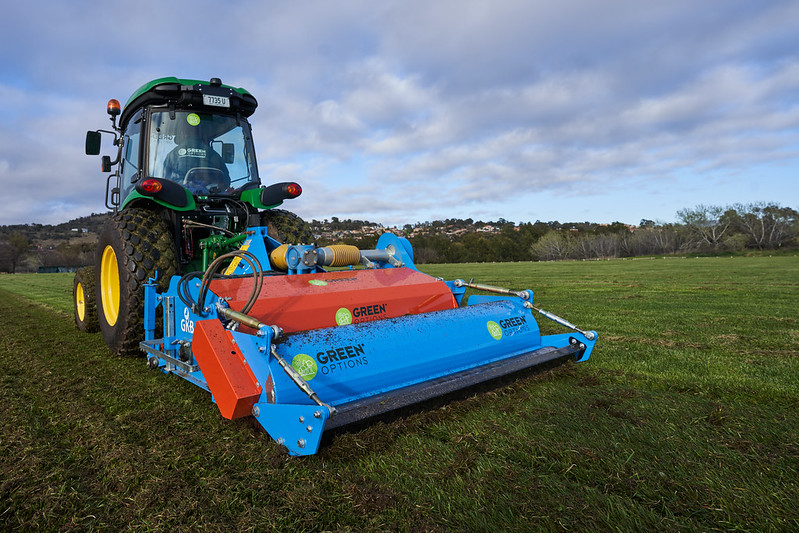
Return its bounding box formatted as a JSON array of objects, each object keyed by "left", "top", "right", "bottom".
[{"left": 120, "top": 77, "right": 258, "bottom": 129}]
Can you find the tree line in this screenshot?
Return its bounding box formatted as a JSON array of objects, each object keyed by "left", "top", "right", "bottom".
[
  {"left": 1, "top": 202, "right": 796, "bottom": 272},
  {"left": 403, "top": 202, "right": 798, "bottom": 263}
]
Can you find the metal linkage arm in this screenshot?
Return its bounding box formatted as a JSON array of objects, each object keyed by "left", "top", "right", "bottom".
[{"left": 454, "top": 278, "right": 596, "bottom": 341}]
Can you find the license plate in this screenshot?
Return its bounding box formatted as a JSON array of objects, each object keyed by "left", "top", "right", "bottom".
[{"left": 203, "top": 94, "right": 230, "bottom": 108}]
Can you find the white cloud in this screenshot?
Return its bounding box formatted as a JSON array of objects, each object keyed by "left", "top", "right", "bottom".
[{"left": 1, "top": 0, "right": 799, "bottom": 226}]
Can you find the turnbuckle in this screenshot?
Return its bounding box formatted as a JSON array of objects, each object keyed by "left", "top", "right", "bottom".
[{"left": 454, "top": 278, "right": 596, "bottom": 341}]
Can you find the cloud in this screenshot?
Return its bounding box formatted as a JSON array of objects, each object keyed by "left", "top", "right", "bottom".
[{"left": 1, "top": 0, "right": 799, "bottom": 227}]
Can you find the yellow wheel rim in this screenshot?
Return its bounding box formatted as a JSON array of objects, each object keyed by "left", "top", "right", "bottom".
[
  {"left": 76, "top": 281, "right": 86, "bottom": 321},
  {"left": 100, "top": 245, "right": 120, "bottom": 326}
]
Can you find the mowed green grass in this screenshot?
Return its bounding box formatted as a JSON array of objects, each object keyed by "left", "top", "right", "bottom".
[{"left": 0, "top": 256, "right": 797, "bottom": 531}]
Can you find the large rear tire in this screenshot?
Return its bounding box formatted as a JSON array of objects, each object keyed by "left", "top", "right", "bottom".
[
  {"left": 96, "top": 209, "right": 178, "bottom": 357},
  {"left": 260, "top": 208, "right": 314, "bottom": 244},
  {"left": 73, "top": 266, "right": 99, "bottom": 333}
]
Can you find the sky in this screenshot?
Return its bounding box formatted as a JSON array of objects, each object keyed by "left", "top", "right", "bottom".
[{"left": 1, "top": 0, "right": 798, "bottom": 228}]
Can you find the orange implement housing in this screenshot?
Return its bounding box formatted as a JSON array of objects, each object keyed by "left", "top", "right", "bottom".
[
  {"left": 208, "top": 267, "right": 458, "bottom": 334},
  {"left": 191, "top": 319, "right": 261, "bottom": 419}
]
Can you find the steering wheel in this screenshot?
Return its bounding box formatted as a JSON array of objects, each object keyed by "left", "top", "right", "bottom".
[{"left": 183, "top": 167, "right": 230, "bottom": 194}]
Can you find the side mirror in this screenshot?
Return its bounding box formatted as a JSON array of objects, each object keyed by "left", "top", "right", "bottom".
[
  {"left": 222, "top": 143, "right": 235, "bottom": 164},
  {"left": 101, "top": 156, "right": 112, "bottom": 173},
  {"left": 86, "top": 131, "right": 101, "bottom": 155}
]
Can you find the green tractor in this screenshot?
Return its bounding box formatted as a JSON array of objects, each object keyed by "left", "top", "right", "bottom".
[{"left": 74, "top": 77, "right": 313, "bottom": 356}]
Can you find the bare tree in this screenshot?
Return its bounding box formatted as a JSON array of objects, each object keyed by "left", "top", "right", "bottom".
[
  {"left": 731, "top": 202, "right": 799, "bottom": 250},
  {"left": 677, "top": 204, "right": 734, "bottom": 249},
  {"left": 530, "top": 231, "right": 574, "bottom": 261}
]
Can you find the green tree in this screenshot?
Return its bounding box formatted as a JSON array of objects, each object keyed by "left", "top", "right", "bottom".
[{"left": 2, "top": 232, "right": 31, "bottom": 273}]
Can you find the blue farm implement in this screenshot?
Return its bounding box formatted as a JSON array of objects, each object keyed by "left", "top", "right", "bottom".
[
  {"left": 76, "top": 77, "right": 598, "bottom": 456},
  {"left": 141, "top": 232, "right": 597, "bottom": 456}
]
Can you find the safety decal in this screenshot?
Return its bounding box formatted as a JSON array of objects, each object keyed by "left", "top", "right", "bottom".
[
  {"left": 308, "top": 279, "right": 328, "bottom": 286},
  {"left": 187, "top": 113, "right": 201, "bottom": 126},
  {"left": 223, "top": 241, "right": 251, "bottom": 276},
  {"left": 292, "top": 354, "right": 318, "bottom": 381}
]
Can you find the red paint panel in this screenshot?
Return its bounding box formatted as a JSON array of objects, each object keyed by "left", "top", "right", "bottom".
[
  {"left": 209, "top": 267, "right": 457, "bottom": 333},
  {"left": 192, "top": 319, "right": 261, "bottom": 419}
]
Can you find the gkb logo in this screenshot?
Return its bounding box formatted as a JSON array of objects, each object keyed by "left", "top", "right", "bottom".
[{"left": 181, "top": 307, "right": 195, "bottom": 333}]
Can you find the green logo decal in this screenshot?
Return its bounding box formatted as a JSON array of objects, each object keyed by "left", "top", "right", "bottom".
[
  {"left": 335, "top": 307, "right": 353, "bottom": 325},
  {"left": 187, "top": 113, "right": 201, "bottom": 126},
  {"left": 292, "top": 354, "right": 317, "bottom": 381},
  {"left": 308, "top": 279, "right": 328, "bottom": 286},
  {"left": 487, "top": 321, "right": 503, "bottom": 340}
]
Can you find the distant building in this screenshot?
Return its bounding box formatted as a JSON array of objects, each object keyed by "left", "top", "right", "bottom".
[{"left": 38, "top": 266, "right": 80, "bottom": 273}]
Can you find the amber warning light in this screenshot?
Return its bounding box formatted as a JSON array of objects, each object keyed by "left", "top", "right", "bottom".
[{"left": 106, "top": 99, "right": 121, "bottom": 117}]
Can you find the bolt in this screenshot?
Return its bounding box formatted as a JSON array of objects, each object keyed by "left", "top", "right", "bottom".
[
  {"left": 297, "top": 439, "right": 306, "bottom": 449},
  {"left": 252, "top": 406, "right": 260, "bottom": 417},
  {"left": 314, "top": 411, "right": 322, "bottom": 419},
  {"left": 299, "top": 416, "right": 305, "bottom": 423},
  {"left": 307, "top": 425, "right": 313, "bottom": 433}
]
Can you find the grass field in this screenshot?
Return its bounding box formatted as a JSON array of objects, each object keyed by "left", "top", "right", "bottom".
[{"left": 1, "top": 256, "right": 797, "bottom": 531}]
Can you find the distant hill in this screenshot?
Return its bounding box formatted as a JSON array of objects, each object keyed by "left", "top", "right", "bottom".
[
  {"left": 0, "top": 213, "right": 110, "bottom": 244},
  {"left": 1, "top": 201, "right": 796, "bottom": 273}
]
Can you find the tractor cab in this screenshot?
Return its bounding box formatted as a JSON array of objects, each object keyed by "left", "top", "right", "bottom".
[
  {"left": 84, "top": 76, "right": 308, "bottom": 278},
  {"left": 86, "top": 77, "right": 263, "bottom": 210},
  {"left": 145, "top": 108, "right": 257, "bottom": 196}
]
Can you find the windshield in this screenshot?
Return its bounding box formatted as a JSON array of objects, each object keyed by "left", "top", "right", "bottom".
[{"left": 147, "top": 109, "right": 259, "bottom": 195}]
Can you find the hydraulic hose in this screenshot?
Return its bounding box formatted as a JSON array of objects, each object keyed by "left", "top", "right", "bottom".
[{"left": 182, "top": 249, "right": 263, "bottom": 316}]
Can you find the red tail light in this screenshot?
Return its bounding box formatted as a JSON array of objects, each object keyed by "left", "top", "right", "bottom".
[
  {"left": 141, "top": 179, "right": 163, "bottom": 194},
  {"left": 286, "top": 183, "right": 302, "bottom": 197}
]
